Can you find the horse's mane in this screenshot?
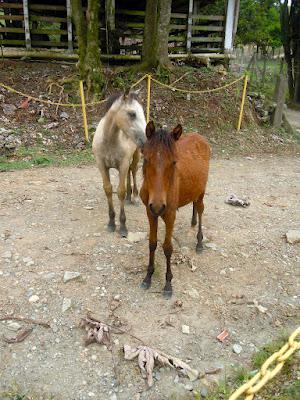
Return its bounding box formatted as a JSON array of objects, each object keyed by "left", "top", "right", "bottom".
[
  {"left": 148, "top": 128, "right": 175, "bottom": 153},
  {"left": 105, "top": 92, "right": 139, "bottom": 113}
]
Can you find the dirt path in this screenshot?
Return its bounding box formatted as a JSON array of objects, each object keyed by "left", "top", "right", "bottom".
[
  {"left": 285, "top": 108, "right": 300, "bottom": 134},
  {"left": 0, "top": 156, "right": 299, "bottom": 400}
]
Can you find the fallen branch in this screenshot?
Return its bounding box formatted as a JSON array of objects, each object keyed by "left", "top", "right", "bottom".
[
  {"left": 3, "top": 328, "right": 33, "bottom": 343},
  {"left": 0, "top": 315, "right": 50, "bottom": 328},
  {"left": 124, "top": 344, "right": 199, "bottom": 387}
]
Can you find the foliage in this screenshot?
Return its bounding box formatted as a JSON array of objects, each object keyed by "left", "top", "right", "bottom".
[{"left": 237, "top": 0, "right": 282, "bottom": 50}]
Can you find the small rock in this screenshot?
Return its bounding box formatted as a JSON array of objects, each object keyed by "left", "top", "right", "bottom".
[
  {"left": 60, "top": 111, "right": 69, "bottom": 120},
  {"left": 2, "top": 250, "right": 12, "bottom": 259},
  {"left": 233, "top": 344, "right": 243, "bottom": 354},
  {"left": 63, "top": 271, "right": 81, "bottom": 283},
  {"left": 205, "top": 242, "right": 218, "bottom": 251},
  {"left": 114, "top": 294, "right": 120, "bottom": 301},
  {"left": 127, "top": 231, "right": 147, "bottom": 243},
  {"left": 174, "top": 375, "right": 179, "bottom": 384},
  {"left": 110, "top": 394, "right": 117, "bottom": 400},
  {"left": 286, "top": 229, "right": 300, "bottom": 244},
  {"left": 155, "top": 371, "right": 161, "bottom": 381},
  {"left": 2, "top": 104, "right": 17, "bottom": 115},
  {"left": 188, "top": 288, "right": 200, "bottom": 299},
  {"left": 7, "top": 321, "right": 21, "bottom": 331},
  {"left": 91, "top": 354, "right": 97, "bottom": 361},
  {"left": 200, "top": 386, "right": 208, "bottom": 397},
  {"left": 184, "top": 383, "right": 193, "bottom": 391},
  {"left": 62, "top": 297, "right": 72, "bottom": 312},
  {"left": 29, "top": 295, "right": 39, "bottom": 303},
  {"left": 23, "top": 257, "right": 34, "bottom": 264},
  {"left": 84, "top": 206, "right": 94, "bottom": 210},
  {"left": 43, "top": 272, "right": 56, "bottom": 280},
  {"left": 88, "top": 392, "right": 95, "bottom": 398},
  {"left": 182, "top": 325, "right": 190, "bottom": 334}
]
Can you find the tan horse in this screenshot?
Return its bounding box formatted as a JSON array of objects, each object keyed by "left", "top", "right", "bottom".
[
  {"left": 140, "top": 121, "right": 211, "bottom": 297},
  {"left": 93, "top": 92, "right": 146, "bottom": 237}
]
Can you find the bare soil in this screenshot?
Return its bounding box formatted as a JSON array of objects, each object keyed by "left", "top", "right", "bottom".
[{"left": 0, "top": 155, "right": 299, "bottom": 400}]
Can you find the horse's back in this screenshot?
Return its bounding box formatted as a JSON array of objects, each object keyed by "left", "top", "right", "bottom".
[{"left": 177, "top": 133, "right": 210, "bottom": 207}]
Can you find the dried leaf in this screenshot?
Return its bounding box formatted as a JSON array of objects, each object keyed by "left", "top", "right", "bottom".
[
  {"left": 124, "top": 345, "right": 199, "bottom": 387},
  {"left": 80, "top": 316, "right": 112, "bottom": 350},
  {"left": 19, "top": 98, "right": 30, "bottom": 109}
]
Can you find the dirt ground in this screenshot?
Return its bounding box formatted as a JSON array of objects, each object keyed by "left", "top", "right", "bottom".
[{"left": 0, "top": 154, "right": 299, "bottom": 400}]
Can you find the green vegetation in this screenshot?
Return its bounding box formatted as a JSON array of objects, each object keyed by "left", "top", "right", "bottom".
[{"left": 0, "top": 146, "right": 94, "bottom": 172}]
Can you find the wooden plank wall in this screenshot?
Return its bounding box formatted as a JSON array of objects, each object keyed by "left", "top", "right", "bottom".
[{"left": 0, "top": 2, "right": 225, "bottom": 55}]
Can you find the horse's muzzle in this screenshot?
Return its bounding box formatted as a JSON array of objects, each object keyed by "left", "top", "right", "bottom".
[{"left": 149, "top": 203, "right": 166, "bottom": 217}]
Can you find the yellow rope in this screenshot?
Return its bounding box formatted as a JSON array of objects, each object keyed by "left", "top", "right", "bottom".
[
  {"left": 229, "top": 326, "right": 300, "bottom": 400},
  {"left": 130, "top": 74, "right": 148, "bottom": 89},
  {"left": 0, "top": 82, "right": 107, "bottom": 107},
  {"left": 150, "top": 74, "right": 245, "bottom": 94}
]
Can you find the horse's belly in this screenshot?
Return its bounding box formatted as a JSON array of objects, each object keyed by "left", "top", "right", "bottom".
[{"left": 177, "top": 168, "right": 209, "bottom": 207}]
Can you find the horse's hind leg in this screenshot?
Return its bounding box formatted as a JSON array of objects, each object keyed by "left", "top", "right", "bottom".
[
  {"left": 195, "top": 194, "right": 205, "bottom": 253},
  {"left": 100, "top": 165, "right": 116, "bottom": 232},
  {"left": 191, "top": 202, "right": 197, "bottom": 227}
]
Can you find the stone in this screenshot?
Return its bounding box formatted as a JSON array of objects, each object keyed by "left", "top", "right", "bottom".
[
  {"left": 286, "top": 229, "right": 300, "bottom": 244},
  {"left": 63, "top": 271, "right": 81, "bottom": 283},
  {"left": 62, "top": 298, "right": 72, "bottom": 312},
  {"left": 182, "top": 325, "right": 190, "bottom": 334},
  {"left": 43, "top": 272, "right": 56, "bottom": 280},
  {"left": 188, "top": 288, "right": 200, "bottom": 299},
  {"left": 127, "top": 232, "right": 147, "bottom": 243},
  {"left": 200, "top": 386, "right": 208, "bottom": 397},
  {"left": 60, "top": 111, "right": 69, "bottom": 120},
  {"left": 110, "top": 395, "right": 117, "bottom": 400},
  {"left": 174, "top": 375, "right": 180, "bottom": 384},
  {"left": 29, "top": 295, "right": 39, "bottom": 303},
  {"left": 2, "top": 251, "right": 12, "bottom": 259},
  {"left": 7, "top": 321, "right": 21, "bottom": 331},
  {"left": 184, "top": 384, "right": 193, "bottom": 391},
  {"left": 233, "top": 344, "right": 243, "bottom": 354},
  {"left": 205, "top": 242, "right": 218, "bottom": 251},
  {"left": 2, "top": 104, "right": 16, "bottom": 115}
]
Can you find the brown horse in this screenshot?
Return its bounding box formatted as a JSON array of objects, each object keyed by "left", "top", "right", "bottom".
[{"left": 140, "top": 121, "right": 211, "bottom": 298}]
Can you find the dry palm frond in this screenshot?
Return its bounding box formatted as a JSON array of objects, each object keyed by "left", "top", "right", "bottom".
[
  {"left": 79, "top": 316, "right": 112, "bottom": 350},
  {"left": 124, "top": 345, "right": 199, "bottom": 387}
]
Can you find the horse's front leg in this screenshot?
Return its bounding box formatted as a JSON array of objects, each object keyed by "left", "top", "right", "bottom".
[
  {"left": 141, "top": 208, "right": 158, "bottom": 289},
  {"left": 118, "top": 163, "right": 130, "bottom": 237},
  {"left": 131, "top": 149, "right": 140, "bottom": 204},
  {"left": 162, "top": 211, "right": 176, "bottom": 298},
  {"left": 99, "top": 164, "right": 116, "bottom": 232}
]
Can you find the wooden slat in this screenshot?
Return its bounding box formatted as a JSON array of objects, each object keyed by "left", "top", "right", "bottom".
[
  {"left": 170, "top": 24, "right": 187, "bottom": 30},
  {"left": 0, "top": 27, "right": 24, "bottom": 33},
  {"left": 191, "top": 37, "right": 223, "bottom": 42},
  {"left": 171, "top": 13, "right": 187, "bottom": 18},
  {"left": 31, "top": 40, "right": 69, "bottom": 47},
  {"left": 191, "top": 47, "right": 223, "bottom": 52},
  {"left": 0, "top": 15, "right": 24, "bottom": 21},
  {"left": 30, "top": 16, "right": 67, "bottom": 23},
  {"left": 169, "top": 35, "right": 186, "bottom": 42},
  {"left": 192, "top": 25, "right": 224, "bottom": 32},
  {"left": 29, "top": 4, "right": 66, "bottom": 11},
  {"left": 124, "top": 22, "right": 144, "bottom": 28},
  {"left": 116, "top": 9, "right": 145, "bottom": 16},
  {"left": 192, "top": 14, "right": 225, "bottom": 21},
  {"left": 0, "top": 39, "right": 25, "bottom": 45},
  {"left": 31, "top": 29, "right": 67, "bottom": 35},
  {"left": 0, "top": 3, "right": 23, "bottom": 9}
]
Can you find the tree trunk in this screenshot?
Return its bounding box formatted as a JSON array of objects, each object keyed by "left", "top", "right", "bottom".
[
  {"left": 291, "top": 0, "right": 300, "bottom": 102},
  {"left": 85, "top": 0, "right": 104, "bottom": 94},
  {"left": 141, "top": 0, "right": 172, "bottom": 70},
  {"left": 157, "top": 0, "right": 172, "bottom": 68},
  {"left": 70, "top": 0, "right": 87, "bottom": 79},
  {"left": 71, "top": 0, "right": 104, "bottom": 94},
  {"left": 142, "top": 0, "right": 159, "bottom": 69}
]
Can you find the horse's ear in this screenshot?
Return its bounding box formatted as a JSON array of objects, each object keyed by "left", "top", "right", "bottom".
[
  {"left": 171, "top": 124, "right": 182, "bottom": 141},
  {"left": 146, "top": 121, "right": 155, "bottom": 140},
  {"left": 123, "top": 87, "right": 130, "bottom": 100}
]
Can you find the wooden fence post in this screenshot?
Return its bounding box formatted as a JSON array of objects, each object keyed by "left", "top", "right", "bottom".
[
  {"left": 186, "top": 0, "right": 193, "bottom": 53},
  {"left": 22, "top": 0, "right": 31, "bottom": 50},
  {"left": 272, "top": 74, "right": 287, "bottom": 128},
  {"left": 66, "top": 0, "right": 73, "bottom": 52}
]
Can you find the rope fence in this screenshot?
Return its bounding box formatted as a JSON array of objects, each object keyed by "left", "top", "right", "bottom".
[{"left": 0, "top": 72, "right": 248, "bottom": 143}]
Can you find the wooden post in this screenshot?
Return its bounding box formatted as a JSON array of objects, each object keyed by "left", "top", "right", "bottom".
[
  {"left": 237, "top": 75, "right": 248, "bottom": 131},
  {"left": 22, "top": 0, "right": 31, "bottom": 50},
  {"left": 186, "top": 0, "right": 193, "bottom": 53},
  {"left": 146, "top": 74, "right": 151, "bottom": 123},
  {"left": 272, "top": 74, "right": 287, "bottom": 128},
  {"left": 66, "top": 0, "right": 73, "bottom": 52},
  {"left": 79, "top": 81, "right": 89, "bottom": 143},
  {"left": 224, "top": 0, "right": 235, "bottom": 52}
]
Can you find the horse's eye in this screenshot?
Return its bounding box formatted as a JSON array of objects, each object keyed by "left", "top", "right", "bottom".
[
  {"left": 128, "top": 111, "right": 136, "bottom": 120},
  {"left": 173, "top": 160, "right": 177, "bottom": 166}
]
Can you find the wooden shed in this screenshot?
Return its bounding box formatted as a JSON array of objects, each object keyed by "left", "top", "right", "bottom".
[{"left": 0, "top": 0, "right": 240, "bottom": 61}]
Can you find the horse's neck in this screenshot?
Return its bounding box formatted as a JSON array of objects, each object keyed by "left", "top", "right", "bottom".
[{"left": 103, "top": 110, "right": 120, "bottom": 142}]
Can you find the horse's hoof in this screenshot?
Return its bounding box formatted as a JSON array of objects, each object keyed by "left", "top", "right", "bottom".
[
  {"left": 163, "top": 289, "right": 172, "bottom": 299},
  {"left": 107, "top": 223, "right": 116, "bottom": 232},
  {"left": 141, "top": 280, "right": 151, "bottom": 290},
  {"left": 196, "top": 244, "right": 203, "bottom": 253},
  {"left": 119, "top": 227, "right": 128, "bottom": 238},
  {"left": 125, "top": 198, "right": 132, "bottom": 205}
]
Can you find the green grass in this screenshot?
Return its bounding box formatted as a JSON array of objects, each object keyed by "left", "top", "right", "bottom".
[{"left": 0, "top": 146, "right": 94, "bottom": 172}]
